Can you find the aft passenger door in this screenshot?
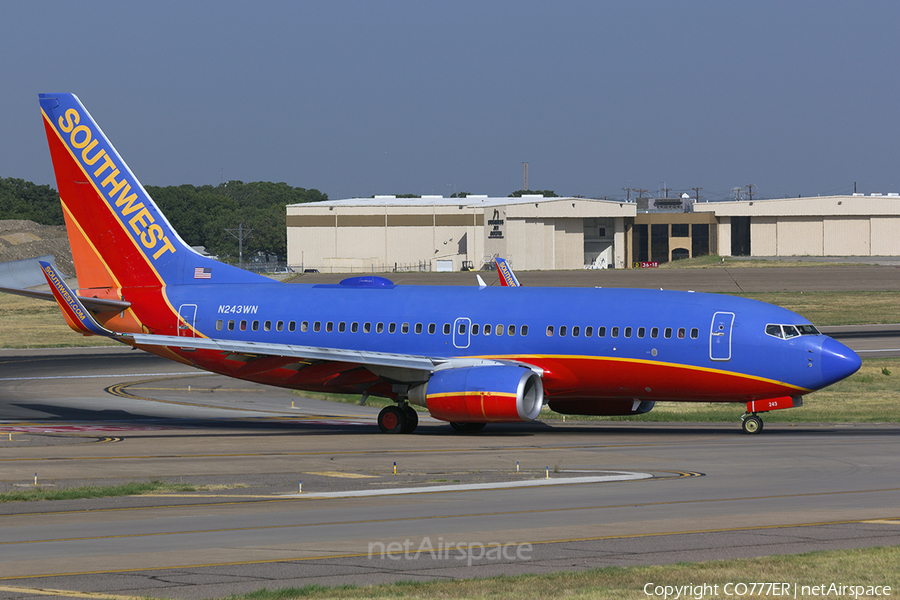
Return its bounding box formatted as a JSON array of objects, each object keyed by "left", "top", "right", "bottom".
[
  {"left": 709, "top": 311, "right": 734, "bottom": 361},
  {"left": 177, "top": 304, "right": 198, "bottom": 337}
]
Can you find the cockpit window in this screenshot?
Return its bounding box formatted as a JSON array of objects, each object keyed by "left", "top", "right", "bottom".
[{"left": 766, "top": 323, "right": 821, "bottom": 339}]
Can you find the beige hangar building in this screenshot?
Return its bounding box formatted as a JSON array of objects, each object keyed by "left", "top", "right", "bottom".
[
  {"left": 694, "top": 194, "right": 900, "bottom": 258},
  {"left": 286, "top": 195, "right": 634, "bottom": 272},
  {"left": 286, "top": 193, "right": 900, "bottom": 272}
]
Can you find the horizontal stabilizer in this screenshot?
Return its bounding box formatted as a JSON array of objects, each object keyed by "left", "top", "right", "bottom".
[
  {"left": 0, "top": 285, "right": 131, "bottom": 312},
  {"left": 38, "top": 260, "right": 117, "bottom": 336}
]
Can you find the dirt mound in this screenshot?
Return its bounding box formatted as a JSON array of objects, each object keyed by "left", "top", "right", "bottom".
[{"left": 0, "top": 220, "right": 74, "bottom": 276}]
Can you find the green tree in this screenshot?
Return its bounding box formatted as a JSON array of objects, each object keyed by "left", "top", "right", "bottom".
[
  {"left": 0, "top": 178, "right": 63, "bottom": 224},
  {"left": 507, "top": 189, "right": 558, "bottom": 198}
]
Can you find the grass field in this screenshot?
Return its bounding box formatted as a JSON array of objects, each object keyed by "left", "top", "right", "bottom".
[
  {"left": 0, "top": 293, "right": 118, "bottom": 348},
  {"left": 216, "top": 546, "right": 900, "bottom": 599}
]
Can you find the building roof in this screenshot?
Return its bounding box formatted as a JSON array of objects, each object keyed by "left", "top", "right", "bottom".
[
  {"left": 693, "top": 195, "right": 900, "bottom": 217},
  {"left": 288, "top": 195, "right": 630, "bottom": 209}
]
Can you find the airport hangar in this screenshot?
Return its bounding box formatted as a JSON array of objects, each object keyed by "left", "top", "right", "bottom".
[{"left": 285, "top": 194, "right": 900, "bottom": 272}]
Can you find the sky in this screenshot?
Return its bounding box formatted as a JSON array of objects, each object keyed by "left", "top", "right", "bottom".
[{"left": 2, "top": 1, "right": 899, "bottom": 202}]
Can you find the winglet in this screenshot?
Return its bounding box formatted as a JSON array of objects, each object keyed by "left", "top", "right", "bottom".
[
  {"left": 495, "top": 257, "right": 521, "bottom": 287},
  {"left": 39, "top": 261, "right": 115, "bottom": 337}
]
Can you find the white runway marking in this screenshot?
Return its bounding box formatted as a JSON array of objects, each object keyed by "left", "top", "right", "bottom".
[{"left": 283, "top": 471, "right": 652, "bottom": 498}]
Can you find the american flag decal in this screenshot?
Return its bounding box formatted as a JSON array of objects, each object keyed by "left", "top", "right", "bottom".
[{"left": 194, "top": 267, "right": 212, "bottom": 279}]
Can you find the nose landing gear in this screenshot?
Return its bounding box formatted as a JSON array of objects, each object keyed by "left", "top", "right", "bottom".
[
  {"left": 740, "top": 413, "right": 763, "bottom": 434},
  {"left": 739, "top": 396, "right": 803, "bottom": 434}
]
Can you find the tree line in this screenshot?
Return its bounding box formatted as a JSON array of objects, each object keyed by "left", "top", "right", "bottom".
[
  {"left": 0, "top": 178, "right": 326, "bottom": 261},
  {"left": 2, "top": 177, "right": 560, "bottom": 262}
]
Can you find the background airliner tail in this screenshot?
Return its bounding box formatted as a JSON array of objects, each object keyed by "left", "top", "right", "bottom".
[{"left": 38, "top": 93, "right": 268, "bottom": 296}]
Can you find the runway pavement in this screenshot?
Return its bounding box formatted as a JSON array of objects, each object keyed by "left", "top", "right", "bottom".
[{"left": 0, "top": 347, "right": 899, "bottom": 599}]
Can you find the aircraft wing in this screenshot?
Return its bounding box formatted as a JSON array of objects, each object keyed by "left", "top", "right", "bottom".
[{"left": 128, "top": 333, "right": 439, "bottom": 372}]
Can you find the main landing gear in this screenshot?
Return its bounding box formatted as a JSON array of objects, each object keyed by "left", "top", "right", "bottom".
[{"left": 377, "top": 404, "right": 418, "bottom": 434}]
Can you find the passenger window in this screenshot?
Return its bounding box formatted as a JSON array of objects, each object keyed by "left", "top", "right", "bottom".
[
  {"left": 338, "top": 322, "right": 346, "bottom": 333},
  {"left": 547, "top": 325, "right": 554, "bottom": 337},
  {"left": 351, "top": 322, "right": 359, "bottom": 333},
  {"left": 690, "top": 328, "right": 699, "bottom": 339},
  {"left": 228, "top": 320, "right": 235, "bottom": 331},
  {"left": 508, "top": 324, "right": 516, "bottom": 336},
  {"left": 428, "top": 323, "right": 436, "bottom": 334},
  {"left": 313, "top": 321, "right": 321, "bottom": 332},
  {"left": 572, "top": 326, "right": 580, "bottom": 337},
  {"left": 288, "top": 321, "right": 296, "bottom": 332},
  {"left": 598, "top": 326, "right": 606, "bottom": 337},
  {"left": 251, "top": 321, "right": 259, "bottom": 331},
  {"left": 458, "top": 322, "right": 467, "bottom": 335},
  {"left": 240, "top": 320, "right": 247, "bottom": 331},
  {"left": 364, "top": 322, "right": 372, "bottom": 333},
  {"left": 496, "top": 324, "right": 503, "bottom": 336},
  {"left": 624, "top": 327, "right": 632, "bottom": 338},
  {"left": 783, "top": 325, "right": 800, "bottom": 338},
  {"left": 484, "top": 324, "right": 492, "bottom": 335},
  {"left": 376, "top": 322, "right": 384, "bottom": 333},
  {"left": 325, "top": 321, "right": 333, "bottom": 332},
  {"left": 216, "top": 320, "right": 223, "bottom": 331},
  {"left": 637, "top": 327, "right": 645, "bottom": 338},
  {"left": 677, "top": 328, "right": 685, "bottom": 339},
  {"left": 611, "top": 327, "right": 619, "bottom": 338},
  {"left": 664, "top": 327, "right": 672, "bottom": 339},
  {"left": 521, "top": 325, "right": 528, "bottom": 336},
  {"left": 388, "top": 322, "right": 396, "bottom": 334},
  {"left": 264, "top": 320, "right": 271, "bottom": 332},
  {"left": 301, "top": 321, "right": 309, "bottom": 332},
  {"left": 650, "top": 327, "right": 658, "bottom": 338},
  {"left": 415, "top": 323, "right": 423, "bottom": 334},
  {"left": 559, "top": 326, "right": 567, "bottom": 337},
  {"left": 585, "top": 326, "right": 593, "bottom": 337},
  {"left": 472, "top": 324, "right": 480, "bottom": 335},
  {"left": 443, "top": 323, "right": 451, "bottom": 335},
  {"left": 276, "top": 321, "right": 284, "bottom": 332},
  {"left": 401, "top": 322, "right": 409, "bottom": 334}
]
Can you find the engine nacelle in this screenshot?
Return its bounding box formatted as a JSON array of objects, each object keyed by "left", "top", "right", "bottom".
[
  {"left": 409, "top": 366, "right": 544, "bottom": 423},
  {"left": 548, "top": 398, "right": 656, "bottom": 416}
]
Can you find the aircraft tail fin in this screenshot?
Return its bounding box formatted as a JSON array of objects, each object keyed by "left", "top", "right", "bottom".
[
  {"left": 38, "top": 93, "right": 268, "bottom": 296},
  {"left": 495, "top": 257, "right": 521, "bottom": 287}
]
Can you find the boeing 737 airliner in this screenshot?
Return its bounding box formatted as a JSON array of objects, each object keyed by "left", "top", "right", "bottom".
[{"left": 9, "top": 93, "right": 861, "bottom": 435}]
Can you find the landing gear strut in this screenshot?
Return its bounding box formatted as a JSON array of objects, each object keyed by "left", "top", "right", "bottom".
[{"left": 740, "top": 413, "right": 763, "bottom": 435}]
